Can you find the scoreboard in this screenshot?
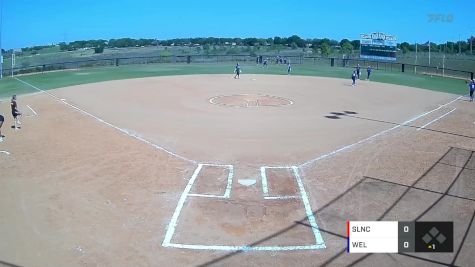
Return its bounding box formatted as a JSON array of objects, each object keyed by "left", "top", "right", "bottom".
[
  {"left": 347, "top": 221, "right": 453, "bottom": 253},
  {"left": 360, "top": 32, "right": 397, "bottom": 61}
]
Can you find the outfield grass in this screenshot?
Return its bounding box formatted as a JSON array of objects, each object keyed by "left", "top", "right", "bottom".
[{"left": 0, "top": 63, "right": 470, "bottom": 100}]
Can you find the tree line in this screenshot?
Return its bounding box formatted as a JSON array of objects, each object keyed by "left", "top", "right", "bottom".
[{"left": 15, "top": 35, "right": 475, "bottom": 56}]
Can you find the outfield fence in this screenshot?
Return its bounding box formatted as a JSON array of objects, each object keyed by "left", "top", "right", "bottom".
[{"left": 2, "top": 54, "right": 473, "bottom": 80}]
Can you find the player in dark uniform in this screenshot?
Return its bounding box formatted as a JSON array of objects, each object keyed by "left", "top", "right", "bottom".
[
  {"left": 234, "top": 63, "right": 241, "bottom": 79},
  {"left": 356, "top": 64, "right": 361, "bottom": 80},
  {"left": 11, "top": 95, "right": 22, "bottom": 130},
  {"left": 367, "top": 66, "right": 372, "bottom": 80},
  {"left": 0, "top": 114, "right": 4, "bottom": 142},
  {"left": 351, "top": 70, "right": 357, "bottom": 86},
  {"left": 469, "top": 79, "right": 475, "bottom": 102}
]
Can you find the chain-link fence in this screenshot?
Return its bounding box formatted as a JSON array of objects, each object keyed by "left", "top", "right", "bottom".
[{"left": 2, "top": 54, "right": 473, "bottom": 80}]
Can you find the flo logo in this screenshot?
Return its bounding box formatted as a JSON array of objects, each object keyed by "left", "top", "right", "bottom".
[{"left": 428, "top": 14, "right": 454, "bottom": 23}]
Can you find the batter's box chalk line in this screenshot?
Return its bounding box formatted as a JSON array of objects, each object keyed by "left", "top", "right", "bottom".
[
  {"left": 162, "top": 164, "right": 326, "bottom": 251},
  {"left": 261, "top": 166, "right": 301, "bottom": 200},
  {"left": 188, "top": 163, "right": 233, "bottom": 199}
]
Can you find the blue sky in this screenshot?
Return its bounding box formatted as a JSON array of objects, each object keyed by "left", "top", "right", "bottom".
[{"left": 1, "top": 0, "right": 474, "bottom": 49}]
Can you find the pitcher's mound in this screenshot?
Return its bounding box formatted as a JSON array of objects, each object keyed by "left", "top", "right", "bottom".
[{"left": 209, "top": 94, "right": 294, "bottom": 107}]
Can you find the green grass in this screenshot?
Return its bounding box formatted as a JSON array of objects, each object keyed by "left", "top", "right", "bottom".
[{"left": 0, "top": 63, "right": 470, "bottom": 99}]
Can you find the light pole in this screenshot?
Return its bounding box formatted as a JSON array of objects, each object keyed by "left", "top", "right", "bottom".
[{"left": 471, "top": 35, "right": 473, "bottom": 55}]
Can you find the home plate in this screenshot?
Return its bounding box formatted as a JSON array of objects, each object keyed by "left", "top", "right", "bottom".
[
  {"left": 238, "top": 179, "right": 256, "bottom": 186},
  {"left": 0, "top": 151, "right": 10, "bottom": 155}
]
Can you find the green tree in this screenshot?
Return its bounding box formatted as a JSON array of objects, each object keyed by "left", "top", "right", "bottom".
[
  {"left": 341, "top": 42, "right": 354, "bottom": 55},
  {"left": 399, "top": 42, "right": 411, "bottom": 54},
  {"left": 288, "top": 35, "right": 306, "bottom": 47},
  {"left": 94, "top": 46, "right": 104, "bottom": 54},
  {"left": 320, "top": 43, "right": 331, "bottom": 56},
  {"left": 203, "top": 44, "right": 211, "bottom": 55}
]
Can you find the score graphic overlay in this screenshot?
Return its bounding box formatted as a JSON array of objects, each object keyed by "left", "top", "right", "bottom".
[{"left": 347, "top": 221, "right": 453, "bottom": 253}]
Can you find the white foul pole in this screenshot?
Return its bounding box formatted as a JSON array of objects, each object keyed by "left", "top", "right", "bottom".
[
  {"left": 428, "top": 41, "right": 431, "bottom": 66},
  {"left": 11, "top": 52, "right": 14, "bottom": 77},
  {"left": 442, "top": 54, "right": 445, "bottom": 77},
  {"left": 415, "top": 42, "right": 418, "bottom": 73},
  {"left": 470, "top": 35, "right": 473, "bottom": 55}
]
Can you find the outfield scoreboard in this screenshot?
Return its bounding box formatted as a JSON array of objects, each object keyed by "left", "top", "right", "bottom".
[
  {"left": 360, "top": 32, "right": 397, "bottom": 61},
  {"left": 347, "top": 221, "right": 453, "bottom": 253}
]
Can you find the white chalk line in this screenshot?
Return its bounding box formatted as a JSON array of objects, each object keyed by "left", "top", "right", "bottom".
[
  {"left": 164, "top": 163, "right": 234, "bottom": 246},
  {"left": 417, "top": 108, "right": 457, "bottom": 131},
  {"left": 264, "top": 196, "right": 300, "bottom": 200},
  {"left": 223, "top": 165, "right": 234, "bottom": 198},
  {"left": 164, "top": 243, "right": 326, "bottom": 251},
  {"left": 261, "top": 166, "right": 300, "bottom": 200},
  {"left": 188, "top": 194, "right": 228, "bottom": 199},
  {"left": 14, "top": 77, "right": 196, "bottom": 164},
  {"left": 165, "top": 165, "right": 326, "bottom": 251},
  {"left": 261, "top": 165, "right": 295, "bottom": 196},
  {"left": 300, "top": 96, "right": 462, "bottom": 167},
  {"left": 292, "top": 166, "right": 325, "bottom": 246},
  {"left": 26, "top": 105, "right": 38, "bottom": 117},
  {"left": 188, "top": 163, "right": 233, "bottom": 199},
  {"left": 163, "top": 164, "right": 203, "bottom": 246},
  {"left": 261, "top": 166, "right": 269, "bottom": 196}
]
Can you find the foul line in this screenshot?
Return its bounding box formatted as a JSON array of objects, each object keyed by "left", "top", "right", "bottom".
[
  {"left": 292, "top": 166, "right": 325, "bottom": 246},
  {"left": 14, "top": 77, "right": 196, "bottom": 164},
  {"left": 417, "top": 108, "right": 456, "bottom": 131},
  {"left": 299, "top": 96, "right": 462, "bottom": 167},
  {"left": 26, "top": 105, "right": 38, "bottom": 117}
]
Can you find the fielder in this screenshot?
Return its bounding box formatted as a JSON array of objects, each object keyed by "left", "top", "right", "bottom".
[
  {"left": 0, "top": 114, "right": 4, "bottom": 142},
  {"left": 11, "top": 95, "right": 22, "bottom": 130},
  {"left": 367, "top": 66, "right": 372, "bottom": 80},
  {"left": 469, "top": 79, "right": 475, "bottom": 102},
  {"left": 234, "top": 62, "right": 241, "bottom": 79},
  {"left": 351, "top": 70, "right": 357, "bottom": 86},
  {"left": 356, "top": 64, "right": 361, "bottom": 80}
]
